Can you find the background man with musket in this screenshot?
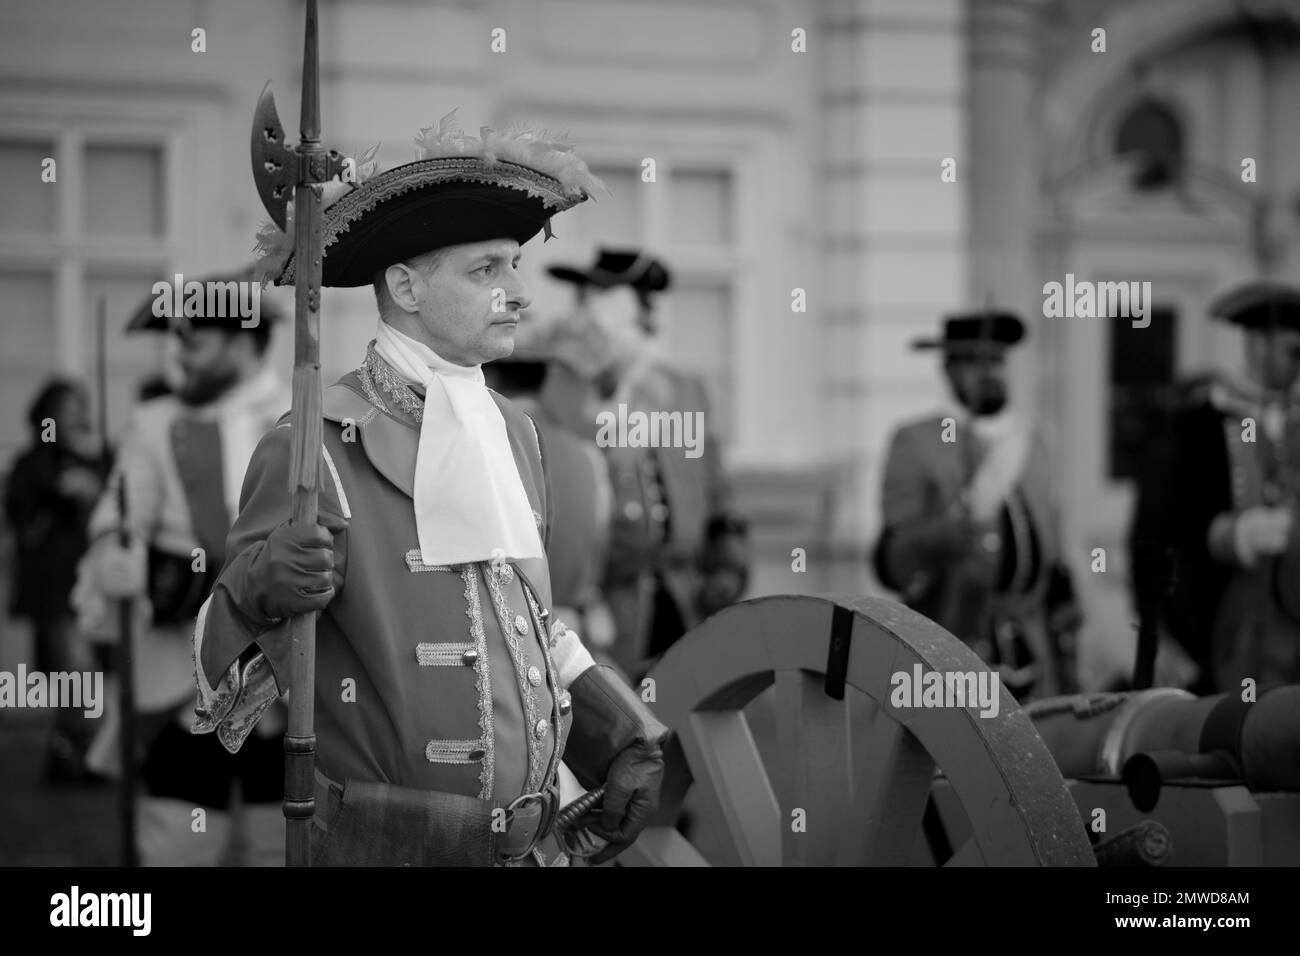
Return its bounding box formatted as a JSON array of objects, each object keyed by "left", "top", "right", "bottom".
[
  {"left": 873, "top": 310, "right": 1081, "bottom": 701},
  {"left": 72, "top": 272, "right": 290, "bottom": 865},
  {"left": 546, "top": 249, "right": 750, "bottom": 678},
  {"left": 194, "top": 114, "right": 668, "bottom": 867},
  {"left": 1130, "top": 282, "right": 1300, "bottom": 693}
]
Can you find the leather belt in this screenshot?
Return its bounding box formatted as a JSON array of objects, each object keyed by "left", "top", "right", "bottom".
[
  {"left": 496, "top": 785, "right": 562, "bottom": 862},
  {"left": 313, "top": 769, "right": 560, "bottom": 866}
]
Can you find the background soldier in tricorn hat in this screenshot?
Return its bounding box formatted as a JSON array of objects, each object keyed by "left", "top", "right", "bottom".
[
  {"left": 194, "top": 115, "right": 669, "bottom": 866},
  {"left": 873, "top": 310, "right": 1081, "bottom": 700},
  {"left": 72, "top": 270, "right": 290, "bottom": 864},
  {"left": 547, "top": 248, "right": 750, "bottom": 678},
  {"left": 1131, "top": 281, "right": 1300, "bottom": 692},
  {"left": 483, "top": 306, "right": 620, "bottom": 671}
]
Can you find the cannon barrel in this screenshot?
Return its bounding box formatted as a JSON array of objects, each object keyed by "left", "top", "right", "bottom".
[{"left": 1025, "top": 685, "right": 1300, "bottom": 795}]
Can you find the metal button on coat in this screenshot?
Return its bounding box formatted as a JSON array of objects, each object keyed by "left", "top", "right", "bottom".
[
  {"left": 650, "top": 503, "right": 669, "bottom": 522},
  {"left": 527, "top": 666, "right": 542, "bottom": 687},
  {"left": 623, "top": 501, "right": 644, "bottom": 520},
  {"left": 514, "top": 615, "right": 528, "bottom": 635},
  {"left": 534, "top": 719, "right": 549, "bottom": 739},
  {"left": 462, "top": 649, "right": 479, "bottom": 665},
  {"left": 983, "top": 532, "right": 1001, "bottom": 552},
  {"left": 558, "top": 692, "right": 572, "bottom": 716}
]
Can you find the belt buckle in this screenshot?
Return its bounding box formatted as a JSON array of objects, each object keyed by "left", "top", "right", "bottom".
[{"left": 498, "top": 791, "right": 546, "bottom": 863}]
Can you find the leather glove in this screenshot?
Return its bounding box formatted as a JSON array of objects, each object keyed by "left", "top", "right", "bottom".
[
  {"left": 563, "top": 665, "right": 670, "bottom": 864},
  {"left": 246, "top": 512, "right": 347, "bottom": 622},
  {"left": 577, "top": 739, "right": 665, "bottom": 865}
]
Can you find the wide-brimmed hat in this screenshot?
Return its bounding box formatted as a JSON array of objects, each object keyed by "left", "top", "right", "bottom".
[
  {"left": 1208, "top": 280, "right": 1300, "bottom": 331},
  {"left": 125, "top": 266, "right": 285, "bottom": 335},
  {"left": 547, "top": 248, "right": 671, "bottom": 296},
  {"left": 910, "top": 309, "right": 1026, "bottom": 355},
  {"left": 255, "top": 112, "right": 604, "bottom": 289}
]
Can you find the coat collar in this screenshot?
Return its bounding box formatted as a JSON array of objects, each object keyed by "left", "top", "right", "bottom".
[
  {"left": 321, "top": 370, "right": 537, "bottom": 507},
  {"left": 323, "top": 372, "right": 419, "bottom": 499}
]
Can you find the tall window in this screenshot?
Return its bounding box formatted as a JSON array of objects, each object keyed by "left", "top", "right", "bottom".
[{"left": 0, "top": 132, "right": 171, "bottom": 464}]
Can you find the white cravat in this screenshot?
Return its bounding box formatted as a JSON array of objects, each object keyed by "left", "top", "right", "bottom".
[
  {"left": 373, "top": 323, "right": 545, "bottom": 566},
  {"left": 965, "top": 409, "right": 1031, "bottom": 523}
]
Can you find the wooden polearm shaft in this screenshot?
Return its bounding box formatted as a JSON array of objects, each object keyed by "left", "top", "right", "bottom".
[
  {"left": 97, "top": 296, "right": 138, "bottom": 867},
  {"left": 283, "top": 0, "right": 327, "bottom": 868}
]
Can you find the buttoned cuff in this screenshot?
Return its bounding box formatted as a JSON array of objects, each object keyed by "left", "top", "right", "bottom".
[{"left": 192, "top": 595, "right": 282, "bottom": 754}]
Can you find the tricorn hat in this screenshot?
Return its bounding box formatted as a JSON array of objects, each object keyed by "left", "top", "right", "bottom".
[
  {"left": 910, "top": 309, "right": 1026, "bottom": 355},
  {"left": 547, "top": 248, "right": 671, "bottom": 296},
  {"left": 1208, "top": 280, "right": 1300, "bottom": 331},
  {"left": 125, "top": 266, "right": 285, "bottom": 335},
  {"left": 255, "top": 112, "right": 604, "bottom": 289}
]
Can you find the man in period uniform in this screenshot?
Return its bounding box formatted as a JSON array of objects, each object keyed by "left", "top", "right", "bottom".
[
  {"left": 73, "top": 272, "right": 291, "bottom": 865},
  {"left": 1131, "top": 282, "right": 1300, "bottom": 693},
  {"left": 193, "top": 117, "right": 668, "bottom": 867},
  {"left": 873, "top": 310, "right": 1080, "bottom": 700},
  {"left": 547, "top": 249, "right": 750, "bottom": 677}
]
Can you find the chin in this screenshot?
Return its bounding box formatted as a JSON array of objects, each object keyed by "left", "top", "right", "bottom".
[{"left": 480, "top": 329, "right": 518, "bottom": 362}]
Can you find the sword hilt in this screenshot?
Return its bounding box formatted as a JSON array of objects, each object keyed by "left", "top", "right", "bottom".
[{"left": 554, "top": 786, "right": 605, "bottom": 832}]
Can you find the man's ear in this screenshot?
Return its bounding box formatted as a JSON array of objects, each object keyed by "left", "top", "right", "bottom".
[{"left": 384, "top": 262, "right": 421, "bottom": 313}]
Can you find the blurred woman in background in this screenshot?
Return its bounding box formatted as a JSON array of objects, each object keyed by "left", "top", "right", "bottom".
[{"left": 4, "top": 378, "right": 105, "bottom": 784}]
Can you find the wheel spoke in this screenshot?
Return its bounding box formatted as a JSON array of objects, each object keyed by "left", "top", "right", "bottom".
[
  {"left": 837, "top": 708, "right": 936, "bottom": 865},
  {"left": 676, "top": 709, "right": 782, "bottom": 867},
  {"left": 772, "top": 669, "right": 854, "bottom": 864}
]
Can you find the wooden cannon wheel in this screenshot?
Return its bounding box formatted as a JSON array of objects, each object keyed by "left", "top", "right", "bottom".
[{"left": 618, "top": 594, "right": 1096, "bottom": 866}]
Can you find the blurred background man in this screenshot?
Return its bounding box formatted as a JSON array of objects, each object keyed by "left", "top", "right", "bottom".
[
  {"left": 73, "top": 271, "right": 290, "bottom": 866},
  {"left": 873, "top": 310, "right": 1081, "bottom": 700},
  {"left": 546, "top": 249, "right": 750, "bottom": 678},
  {"left": 1131, "top": 282, "right": 1300, "bottom": 694},
  {"left": 4, "top": 379, "right": 105, "bottom": 784},
  {"left": 483, "top": 307, "right": 620, "bottom": 667}
]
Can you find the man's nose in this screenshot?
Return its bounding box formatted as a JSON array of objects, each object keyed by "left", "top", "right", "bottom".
[{"left": 506, "top": 272, "right": 532, "bottom": 312}]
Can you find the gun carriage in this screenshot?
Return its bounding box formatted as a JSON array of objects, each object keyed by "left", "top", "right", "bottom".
[{"left": 618, "top": 594, "right": 1300, "bottom": 866}]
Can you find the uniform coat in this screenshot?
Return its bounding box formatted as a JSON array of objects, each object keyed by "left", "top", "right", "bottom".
[
  {"left": 874, "top": 414, "right": 1077, "bottom": 697},
  {"left": 195, "top": 369, "right": 578, "bottom": 841},
  {"left": 601, "top": 363, "right": 740, "bottom": 673}
]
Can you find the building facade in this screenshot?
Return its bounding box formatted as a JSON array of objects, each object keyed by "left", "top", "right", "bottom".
[{"left": 2, "top": 0, "right": 1297, "bottom": 687}]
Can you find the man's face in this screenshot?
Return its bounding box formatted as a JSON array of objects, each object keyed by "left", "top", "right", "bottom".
[
  {"left": 404, "top": 239, "right": 532, "bottom": 366},
  {"left": 585, "top": 285, "right": 646, "bottom": 376},
  {"left": 945, "top": 352, "right": 1010, "bottom": 417},
  {"left": 1249, "top": 327, "right": 1300, "bottom": 391},
  {"left": 174, "top": 328, "right": 245, "bottom": 406}
]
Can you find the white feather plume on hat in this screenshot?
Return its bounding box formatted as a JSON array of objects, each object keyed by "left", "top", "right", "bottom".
[{"left": 253, "top": 112, "right": 604, "bottom": 285}]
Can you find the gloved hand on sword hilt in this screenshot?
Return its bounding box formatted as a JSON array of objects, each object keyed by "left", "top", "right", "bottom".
[{"left": 559, "top": 665, "right": 670, "bottom": 864}]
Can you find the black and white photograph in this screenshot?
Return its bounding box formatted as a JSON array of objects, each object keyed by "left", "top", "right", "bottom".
[{"left": 0, "top": 0, "right": 1291, "bottom": 935}]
